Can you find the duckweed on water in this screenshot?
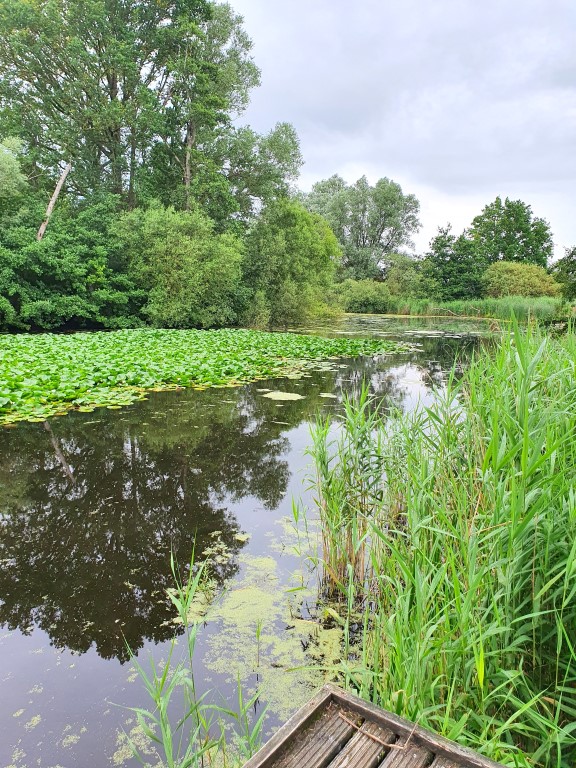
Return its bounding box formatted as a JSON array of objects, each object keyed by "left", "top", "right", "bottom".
[{"left": 0, "top": 328, "right": 409, "bottom": 424}]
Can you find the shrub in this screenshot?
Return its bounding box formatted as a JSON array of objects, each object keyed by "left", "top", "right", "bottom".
[
  {"left": 243, "top": 199, "right": 340, "bottom": 327},
  {"left": 333, "top": 279, "right": 393, "bottom": 314},
  {"left": 482, "top": 260, "right": 561, "bottom": 298},
  {"left": 113, "top": 203, "right": 244, "bottom": 328}
]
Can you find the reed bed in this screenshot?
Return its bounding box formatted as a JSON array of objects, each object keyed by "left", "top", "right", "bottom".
[
  {"left": 307, "top": 325, "right": 576, "bottom": 767},
  {"left": 389, "top": 295, "right": 564, "bottom": 320}
]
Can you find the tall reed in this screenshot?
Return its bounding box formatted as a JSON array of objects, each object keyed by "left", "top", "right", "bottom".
[
  {"left": 126, "top": 554, "right": 265, "bottom": 768},
  {"left": 307, "top": 387, "right": 383, "bottom": 597},
  {"left": 307, "top": 325, "right": 576, "bottom": 767}
]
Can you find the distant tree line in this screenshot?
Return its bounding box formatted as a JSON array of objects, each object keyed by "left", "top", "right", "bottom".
[{"left": 0, "top": 0, "right": 572, "bottom": 332}]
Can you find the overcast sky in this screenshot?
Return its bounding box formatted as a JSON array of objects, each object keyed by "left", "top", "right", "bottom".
[{"left": 231, "top": 0, "right": 576, "bottom": 257}]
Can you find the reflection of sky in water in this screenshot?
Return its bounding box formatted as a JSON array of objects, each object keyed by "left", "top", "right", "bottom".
[{"left": 0, "top": 320, "right": 483, "bottom": 767}]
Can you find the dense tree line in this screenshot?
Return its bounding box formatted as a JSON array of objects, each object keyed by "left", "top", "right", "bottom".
[
  {"left": 0, "top": 0, "right": 571, "bottom": 332},
  {"left": 322, "top": 194, "right": 564, "bottom": 312}
]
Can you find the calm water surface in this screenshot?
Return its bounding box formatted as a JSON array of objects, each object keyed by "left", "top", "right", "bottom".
[{"left": 0, "top": 316, "right": 488, "bottom": 767}]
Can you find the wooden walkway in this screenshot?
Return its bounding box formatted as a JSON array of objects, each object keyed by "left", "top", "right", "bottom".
[{"left": 243, "top": 685, "right": 505, "bottom": 768}]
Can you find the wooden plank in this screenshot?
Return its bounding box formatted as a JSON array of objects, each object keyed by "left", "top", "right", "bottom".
[
  {"left": 273, "top": 703, "right": 360, "bottom": 768},
  {"left": 326, "top": 687, "right": 505, "bottom": 768},
  {"left": 327, "top": 720, "right": 397, "bottom": 768},
  {"left": 241, "top": 686, "right": 334, "bottom": 768},
  {"left": 377, "top": 737, "right": 432, "bottom": 768},
  {"left": 428, "top": 758, "right": 461, "bottom": 768}
]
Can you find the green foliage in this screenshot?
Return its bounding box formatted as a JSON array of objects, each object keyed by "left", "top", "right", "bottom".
[
  {"left": 0, "top": 194, "right": 143, "bottom": 330},
  {"left": 113, "top": 204, "right": 244, "bottom": 328},
  {"left": 550, "top": 246, "right": 576, "bottom": 300},
  {"left": 424, "top": 225, "right": 486, "bottom": 300},
  {"left": 303, "top": 174, "right": 421, "bottom": 279},
  {"left": 243, "top": 199, "right": 340, "bottom": 327},
  {"left": 469, "top": 196, "right": 553, "bottom": 267},
  {"left": 382, "top": 252, "right": 436, "bottom": 298},
  {"left": 0, "top": 0, "right": 211, "bottom": 200},
  {"left": 482, "top": 260, "right": 560, "bottom": 297},
  {"left": 0, "top": 137, "right": 27, "bottom": 201},
  {"left": 307, "top": 329, "right": 576, "bottom": 766},
  {"left": 0, "top": 328, "right": 407, "bottom": 424},
  {"left": 333, "top": 279, "right": 393, "bottom": 314}
]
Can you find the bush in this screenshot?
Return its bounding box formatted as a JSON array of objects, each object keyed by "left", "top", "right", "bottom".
[
  {"left": 0, "top": 195, "right": 140, "bottom": 331},
  {"left": 113, "top": 203, "right": 244, "bottom": 329},
  {"left": 333, "top": 279, "right": 393, "bottom": 314},
  {"left": 243, "top": 199, "right": 340, "bottom": 327},
  {"left": 482, "top": 260, "right": 560, "bottom": 298}
]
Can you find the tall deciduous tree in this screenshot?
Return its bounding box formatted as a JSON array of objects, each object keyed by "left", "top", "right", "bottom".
[
  {"left": 468, "top": 196, "right": 553, "bottom": 267},
  {"left": 0, "top": 0, "right": 265, "bottom": 209},
  {"left": 1, "top": 0, "right": 210, "bottom": 199},
  {"left": 424, "top": 225, "right": 485, "bottom": 301},
  {"left": 303, "top": 174, "right": 420, "bottom": 279}
]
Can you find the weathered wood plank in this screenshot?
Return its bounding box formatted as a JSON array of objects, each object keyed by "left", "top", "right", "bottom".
[
  {"left": 327, "top": 721, "right": 397, "bottom": 768},
  {"left": 377, "top": 737, "right": 432, "bottom": 768},
  {"left": 273, "top": 704, "right": 360, "bottom": 768},
  {"left": 428, "top": 758, "right": 461, "bottom": 768},
  {"left": 241, "top": 686, "right": 334, "bottom": 768},
  {"left": 326, "top": 687, "right": 504, "bottom": 768}
]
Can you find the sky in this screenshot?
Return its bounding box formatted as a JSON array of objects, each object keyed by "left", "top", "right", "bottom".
[{"left": 231, "top": 0, "right": 576, "bottom": 257}]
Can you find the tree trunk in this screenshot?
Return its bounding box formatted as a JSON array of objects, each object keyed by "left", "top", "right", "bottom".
[
  {"left": 37, "top": 163, "right": 72, "bottom": 241},
  {"left": 43, "top": 421, "right": 75, "bottom": 485}
]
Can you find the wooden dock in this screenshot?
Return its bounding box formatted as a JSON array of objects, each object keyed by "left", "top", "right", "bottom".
[{"left": 242, "top": 685, "right": 505, "bottom": 768}]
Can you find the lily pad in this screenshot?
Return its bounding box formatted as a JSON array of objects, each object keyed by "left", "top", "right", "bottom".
[
  {"left": 319, "top": 393, "right": 338, "bottom": 399},
  {"left": 262, "top": 391, "right": 305, "bottom": 401}
]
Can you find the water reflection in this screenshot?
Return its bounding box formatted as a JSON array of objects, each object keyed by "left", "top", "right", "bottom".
[
  {"left": 0, "top": 387, "right": 294, "bottom": 660},
  {"left": 0, "top": 324, "right": 485, "bottom": 768},
  {"left": 0, "top": 332, "right": 480, "bottom": 664}
]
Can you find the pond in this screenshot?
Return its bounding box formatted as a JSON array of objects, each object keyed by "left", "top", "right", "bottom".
[{"left": 0, "top": 315, "right": 490, "bottom": 767}]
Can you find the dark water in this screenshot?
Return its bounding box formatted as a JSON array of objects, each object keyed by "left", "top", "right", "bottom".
[{"left": 0, "top": 316, "right": 488, "bottom": 767}]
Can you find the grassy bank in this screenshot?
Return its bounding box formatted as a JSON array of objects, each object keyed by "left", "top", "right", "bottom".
[
  {"left": 0, "top": 328, "right": 410, "bottom": 425},
  {"left": 387, "top": 295, "right": 565, "bottom": 320},
  {"left": 334, "top": 283, "right": 566, "bottom": 320},
  {"left": 308, "top": 326, "right": 576, "bottom": 767}
]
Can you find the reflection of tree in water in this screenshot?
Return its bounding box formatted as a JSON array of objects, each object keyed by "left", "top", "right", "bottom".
[
  {"left": 324, "top": 337, "right": 479, "bottom": 409},
  {"left": 0, "top": 389, "right": 293, "bottom": 661},
  {"left": 0, "top": 337, "right": 473, "bottom": 662}
]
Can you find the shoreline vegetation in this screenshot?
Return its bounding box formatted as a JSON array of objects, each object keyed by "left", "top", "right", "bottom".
[
  {"left": 333, "top": 291, "right": 568, "bottom": 322},
  {"left": 0, "top": 327, "right": 410, "bottom": 425},
  {"left": 306, "top": 324, "right": 576, "bottom": 768}
]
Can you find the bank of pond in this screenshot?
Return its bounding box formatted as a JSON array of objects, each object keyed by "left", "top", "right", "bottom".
[{"left": 0, "top": 316, "right": 574, "bottom": 768}]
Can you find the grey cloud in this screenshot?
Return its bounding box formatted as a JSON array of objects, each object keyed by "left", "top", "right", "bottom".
[{"left": 232, "top": 0, "right": 576, "bottom": 247}]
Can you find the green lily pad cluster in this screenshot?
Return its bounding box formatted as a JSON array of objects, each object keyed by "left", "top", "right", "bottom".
[{"left": 0, "top": 328, "right": 409, "bottom": 425}]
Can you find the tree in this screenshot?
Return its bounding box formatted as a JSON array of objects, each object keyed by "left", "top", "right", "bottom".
[
  {"left": 113, "top": 204, "right": 244, "bottom": 328},
  {"left": 482, "top": 261, "right": 560, "bottom": 298},
  {"left": 303, "top": 174, "right": 421, "bottom": 279},
  {"left": 0, "top": 0, "right": 263, "bottom": 208},
  {"left": 468, "top": 196, "right": 553, "bottom": 267},
  {"left": 146, "top": 2, "right": 261, "bottom": 211},
  {"left": 549, "top": 246, "right": 576, "bottom": 300},
  {"left": 424, "top": 225, "right": 485, "bottom": 301},
  {"left": 143, "top": 121, "right": 303, "bottom": 228},
  {"left": 382, "top": 253, "right": 433, "bottom": 298},
  {"left": 243, "top": 199, "right": 340, "bottom": 326},
  {"left": 0, "top": 137, "right": 27, "bottom": 201},
  {"left": 0, "top": 195, "right": 141, "bottom": 331}
]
